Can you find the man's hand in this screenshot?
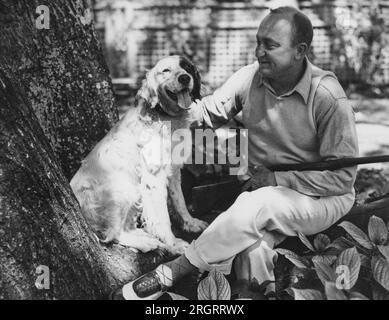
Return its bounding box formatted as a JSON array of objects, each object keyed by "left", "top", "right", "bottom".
[{"left": 242, "top": 166, "right": 277, "bottom": 192}]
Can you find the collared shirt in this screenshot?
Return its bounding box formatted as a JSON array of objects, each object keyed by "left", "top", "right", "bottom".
[{"left": 189, "top": 59, "right": 359, "bottom": 197}]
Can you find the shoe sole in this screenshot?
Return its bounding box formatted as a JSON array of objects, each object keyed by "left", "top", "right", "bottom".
[{"left": 122, "top": 280, "right": 164, "bottom": 300}]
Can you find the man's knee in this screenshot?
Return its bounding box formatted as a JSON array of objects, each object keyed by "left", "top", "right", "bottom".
[
  {"left": 241, "top": 186, "right": 297, "bottom": 232},
  {"left": 226, "top": 187, "right": 288, "bottom": 229}
]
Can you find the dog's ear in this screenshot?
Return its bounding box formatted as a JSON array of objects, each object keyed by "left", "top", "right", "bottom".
[
  {"left": 179, "top": 56, "right": 201, "bottom": 100},
  {"left": 136, "top": 71, "right": 159, "bottom": 109}
]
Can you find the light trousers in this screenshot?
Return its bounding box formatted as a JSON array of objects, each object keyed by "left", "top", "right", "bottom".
[{"left": 185, "top": 186, "right": 355, "bottom": 288}]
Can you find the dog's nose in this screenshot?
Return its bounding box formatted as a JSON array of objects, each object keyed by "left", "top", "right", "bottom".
[{"left": 178, "top": 74, "right": 191, "bottom": 85}]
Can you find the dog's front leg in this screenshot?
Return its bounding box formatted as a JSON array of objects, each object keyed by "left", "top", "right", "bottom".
[
  {"left": 168, "top": 169, "right": 208, "bottom": 233},
  {"left": 141, "top": 174, "right": 189, "bottom": 255}
]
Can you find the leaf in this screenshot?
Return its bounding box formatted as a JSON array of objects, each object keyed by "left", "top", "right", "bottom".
[
  {"left": 349, "top": 292, "right": 369, "bottom": 300},
  {"left": 338, "top": 221, "right": 374, "bottom": 250},
  {"left": 197, "top": 269, "right": 231, "bottom": 300},
  {"left": 312, "top": 256, "right": 337, "bottom": 285},
  {"left": 378, "top": 245, "right": 389, "bottom": 260},
  {"left": 314, "top": 234, "right": 331, "bottom": 252},
  {"left": 327, "top": 236, "right": 354, "bottom": 252},
  {"left": 359, "top": 254, "right": 370, "bottom": 268},
  {"left": 372, "top": 283, "right": 389, "bottom": 300},
  {"left": 324, "top": 282, "right": 348, "bottom": 300},
  {"left": 334, "top": 247, "right": 361, "bottom": 290},
  {"left": 313, "top": 255, "right": 337, "bottom": 266},
  {"left": 167, "top": 292, "right": 189, "bottom": 300},
  {"left": 275, "top": 248, "right": 311, "bottom": 268},
  {"left": 290, "top": 288, "right": 324, "bottom": 300},
  {"left": 297, "top": 232, "right": 315, "bottom": 252},
  {"left": 371, "top": 255, "right": 389, "bottom": 291},
  {"left": 368, "top": 216, "right": 388, "bottom": 245}
]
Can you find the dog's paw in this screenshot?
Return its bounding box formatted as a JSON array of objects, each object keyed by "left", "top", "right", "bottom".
[
  {"left": 183, "top": 218, "right": 209, "bottom": 233},
  {"left": 118, "top": 230, "right": 167, "bottom": 253},
  {"left": 167, "top": 238, "right": 189, "bottom": 255},
  {"left": 137, "top": 238, "right": 168, "bottom": 253}
]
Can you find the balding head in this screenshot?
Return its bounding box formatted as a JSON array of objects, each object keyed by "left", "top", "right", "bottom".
[{"left": 263, "top": 6, "right": 313, "bottom": 48}]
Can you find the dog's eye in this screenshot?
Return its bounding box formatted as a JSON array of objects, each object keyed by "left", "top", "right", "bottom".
[{"left": 162, "top": 69, "right": 170, "bottom": 73}]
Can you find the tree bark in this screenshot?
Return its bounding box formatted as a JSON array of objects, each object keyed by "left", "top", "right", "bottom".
[
  {"left": 0, "top": 0, "right": 118, "bottom": 179},
  {"left": 0, "top": 0, "right": 168, "bottom": 299}
]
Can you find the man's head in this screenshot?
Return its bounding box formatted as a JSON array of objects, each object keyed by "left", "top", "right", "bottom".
[{"left": 255, "top": 6, "right": 313, "bottom": 80}]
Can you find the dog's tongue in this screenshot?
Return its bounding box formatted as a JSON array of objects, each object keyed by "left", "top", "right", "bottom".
[{"left": 176, "top": 90, "right": 192, "bottom": 109}]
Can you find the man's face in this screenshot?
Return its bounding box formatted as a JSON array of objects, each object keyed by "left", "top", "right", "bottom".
[{"left": 255, "top": 16, "right": 299, "bottom": 79}]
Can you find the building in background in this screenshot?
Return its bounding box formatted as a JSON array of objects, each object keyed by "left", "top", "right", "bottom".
[{"left": 92, "top": 0, "right": 389, "bottom": 98}]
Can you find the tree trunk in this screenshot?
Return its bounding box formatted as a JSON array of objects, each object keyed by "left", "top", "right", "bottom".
[
  {"left": 0, "top": 0, "right": 117, "bottom": 180},
  {"left": 0, "top": 0, "right": 168, "bottom": 299}
]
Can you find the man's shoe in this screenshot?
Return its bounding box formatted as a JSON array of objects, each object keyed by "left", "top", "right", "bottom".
[{"left": 109, "top": 271, "right": 166, "bottom": 300}]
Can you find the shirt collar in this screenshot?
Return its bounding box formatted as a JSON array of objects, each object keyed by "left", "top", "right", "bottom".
[{"left": 256, "top": 57, "right": 312, "bottom": 104}]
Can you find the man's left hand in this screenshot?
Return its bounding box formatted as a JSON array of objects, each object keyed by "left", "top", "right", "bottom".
[{"left": 242, "top": 166, "right": 277, "bottom": 192}]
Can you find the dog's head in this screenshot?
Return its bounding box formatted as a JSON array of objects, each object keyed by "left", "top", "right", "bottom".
[{"left": 137, "top": 55, "right": 201, "bottom": 116}]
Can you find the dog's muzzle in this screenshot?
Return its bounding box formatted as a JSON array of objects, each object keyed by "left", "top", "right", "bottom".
[{"left": 164, "top": 87, "right": 192, "bottom": 110}]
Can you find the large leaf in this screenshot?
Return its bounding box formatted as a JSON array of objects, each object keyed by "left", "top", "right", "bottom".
[
  {"left": 371, "top": 256, "right": 389, "bottom": 291},
  {"left": 298, "top": 232, "right": 315, "bottom": 252},
  {"left": 334, "top": 247, "right": 361, "bottom": 290},
  {"left": 312, "top": 257, "right": 337, "bottom": 285},
  {"left": 378, "top": 245, "right": 389, "bottom": 260},
  {"left": 314, "top": 234, "right": 331, "bottom": 252},
  {"left": 368, "top": 216, "right": 388, "bottom": 245},
  {"left": 338, "top": 221, "right": 374, "bottom": 250},
  {"left": 197, "top": 269, "right": 231, "bottom": 300},
  {"left": 275, "top": 248, "right": 311, "bottom": 268},
  {"left": 290, "top": 288, "right": 324, "bottom": 300},
  {"left": 324, "top": 282, "right": 348, "bottom": 300}
]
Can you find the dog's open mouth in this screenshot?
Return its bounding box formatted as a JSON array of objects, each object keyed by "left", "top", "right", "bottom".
[{"left": 165, "top": 88, "right": 192, "bottom": 110}]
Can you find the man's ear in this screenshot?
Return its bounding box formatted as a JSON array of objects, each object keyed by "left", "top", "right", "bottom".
[
  {"left": 136, "top": 71, "right": 159, "bottom": 109},
  {"left": 295, "top": 43, "right": 309, "bottom": 60}
]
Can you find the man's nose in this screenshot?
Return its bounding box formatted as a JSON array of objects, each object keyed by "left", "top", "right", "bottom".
[{"left": 255, "top": 45, "right": 266, "bottom": 58}]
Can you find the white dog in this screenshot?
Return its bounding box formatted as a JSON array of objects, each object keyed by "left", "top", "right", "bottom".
[{"left": 70, "top": 56, "right": 208, "bottom": 255}]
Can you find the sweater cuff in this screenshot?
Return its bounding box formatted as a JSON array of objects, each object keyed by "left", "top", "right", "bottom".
[{"left": 274, "top": 171, "right": 294, "bottom": 189}]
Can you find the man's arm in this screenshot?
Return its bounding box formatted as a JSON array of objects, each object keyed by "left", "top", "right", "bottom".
[
  {"left": 274, "top": 87, "right": 359, "bottom": 197},
  {"left": 188, "top": 64, "right": 254, "bottom": 128}
]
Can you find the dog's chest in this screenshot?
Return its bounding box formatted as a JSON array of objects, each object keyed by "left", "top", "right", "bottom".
[{"left": 137, "top": 117, "right": 190, "bottom": 178}]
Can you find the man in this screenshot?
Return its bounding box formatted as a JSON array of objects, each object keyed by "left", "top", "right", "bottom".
[{"left": 111, "top": 6, "right": 358, "bottom": 300}]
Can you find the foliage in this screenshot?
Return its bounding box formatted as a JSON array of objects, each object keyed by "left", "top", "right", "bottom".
[
  {"left": 276, "top": 215, "right": 389, "bottom": 300},
  {"left": 167, "top": 269, "right": 273, "bottom": 300},
  {"left": 330, "top": 0, "right": 389, "bottom": 93},
  {"left": 165, "top": 214, "right": 389, "bottom": 300},
  {"left": 354, "top": 168, "right": 389, "bottom": 205}
]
